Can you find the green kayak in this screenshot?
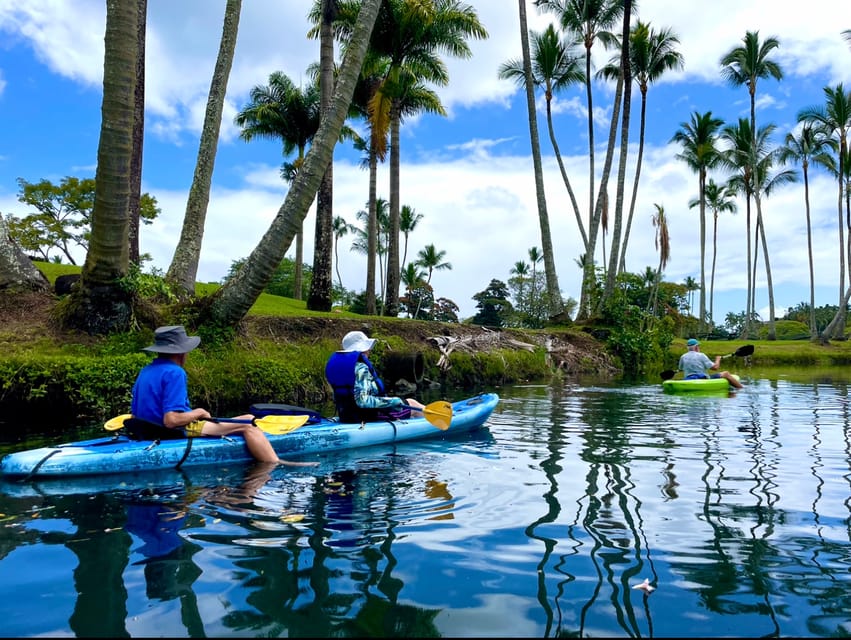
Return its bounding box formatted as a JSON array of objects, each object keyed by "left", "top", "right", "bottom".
[{"left": 662, "top": 375, "right": 740, "bottom": 393}]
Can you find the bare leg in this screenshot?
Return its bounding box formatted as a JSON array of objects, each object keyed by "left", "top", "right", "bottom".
[
  {"left": 202, "top": 415, "right": 318, "bottom": 466},
  {"left": 721, "top": 371, "right": 744, "bottom": 389}
]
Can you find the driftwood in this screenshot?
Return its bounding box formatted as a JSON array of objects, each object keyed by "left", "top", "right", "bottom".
[
  {"left": 427, "top": 328, "right": 619, "bottom": 376},
  {"left": 427, "top": 328, "right": 537, "bottom": 371}
]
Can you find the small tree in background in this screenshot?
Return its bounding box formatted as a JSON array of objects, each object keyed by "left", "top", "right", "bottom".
[
  {"left": 471, "top": 279, "right": 512, "bottom": 327},
  {"left": 9, "top": 177, "right": 159, "bottom": 264}
]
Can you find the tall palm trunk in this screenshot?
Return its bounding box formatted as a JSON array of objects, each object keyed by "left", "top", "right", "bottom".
[
  {"left": 589, "top": 73, "right": 623, "bottom": 317},
  {"left": 603, "top": 0, "right": 632, "bottom": 300},
  {"left": 365, "top": 147, "right": 378, "bottom": 315},
  {"left": 517, "top": 0, "right": 563, "bottom": 319},
  {"left": 127, "top": 0, "right": 147, "bottom": 266},
  {"left": 167, "top": 0, "right": 241, "bottom": 296},
  {"left": 618, "top": 84, "right": 647, "bottom": 275},
  {"left": 383, "top": 102, "right": 402, "bottom": 317},
  {"left": 823, "top": 171, "right": 847, "bottom": 340},
  {"left": 754, "top": 195, "right": 776, "bottom": 339},
  {"left": 205, "top": 0, "right": 381, "bottom": 328},
  {"left": 709, "top": 210, "right": 718, "bottom": 325},
  {"left": 307, "top": 0, "right": 336, "bottom": 312},
  {"left": 801, "top": 161, "right": 817, "bottom": 337},
  {"left": 545, "top": 92, "right": 585, "bottom": 249},
  {"left": 63, "top": 0, "right": 138, "bottom": 334}
]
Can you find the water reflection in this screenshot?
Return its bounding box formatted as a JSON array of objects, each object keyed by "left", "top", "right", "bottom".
[{"left": 1, "top": 377, "right": 851, "bottom": 637}]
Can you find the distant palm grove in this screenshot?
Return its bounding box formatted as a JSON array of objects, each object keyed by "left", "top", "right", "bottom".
[{"left": 0, "top": 1, "right": 849, "bottom": 357}]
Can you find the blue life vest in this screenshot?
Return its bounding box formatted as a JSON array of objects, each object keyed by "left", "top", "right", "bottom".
[{"left": 325, "top": 351, "right": 389, "bottom": 423}]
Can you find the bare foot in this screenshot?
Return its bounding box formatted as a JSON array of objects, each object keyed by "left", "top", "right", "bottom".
[{"left": 278, "top": 459, "right": 319, "bottom": 467}]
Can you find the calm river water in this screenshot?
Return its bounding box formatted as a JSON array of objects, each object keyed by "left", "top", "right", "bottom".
[{"left": 1, "top": 371, "right": 850, "bottom": 638}]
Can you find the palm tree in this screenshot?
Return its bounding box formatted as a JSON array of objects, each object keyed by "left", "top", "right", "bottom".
[
  {"left": 720, "top": 30, "right": 783, "bottom": 334},
  {"left": 671, "top": 111, "right": 724, "bottom": 334},
  {"left": 536, "top": 0, "right": 623, "bottom": 317},
  {"left": 414, "top": 243, "right": 452, "bottom": 319},
  {"left": 648, "top": 203, "right": 670, "bottom": 316},
  {"left": 510, "top": 260, "right": 530, "bottom": 314},
  {"left": 536, "top": 0, "right": 623, "bottom": 241},
  {"left": 598, "top": 21, "right": 683, "bottom": 274},
  {"left": 415, "top": 243, "right": 452, "bottom": 286},
  {"left": 720, "top": 31, "right": 782, "bottom": 137},
  {"left": 777, "top": 124, "right": 837, "bottom": 338},
  {"left": 689, "top": 179, "right": 736, "bottom": 327},
  {"left": 723, "top": 121, "right": 797, "bottom": 340},
  {"left": 498, "top": 22, "right": 585, "bottom": 242},
  {"left": 167, "top": 0, "right": 242, "bottom": 296},
  {"left": 233, "top": 71, "right": 320, "bottom": 301},
  {"left": 512, "top": 0, "right": 565, "bottom": 320},
  {"left": 400, "top": 204, "right": 423, "bottom": 270},
  {"left": 348, "top": 52, "right": 391, "bottom": 316},
  {"left": 204, "top": 0, "right": 382, "bottom": 328},
  {"left": 400, "top": 262, "right": 427, "bottom": 318},
  {"left": 306, "top": 0, "right": 338, "bottom": 312},
  {"left": 352, "top": 197, "right": 390, "bottom": 307},
  {"left": 751, "top": 143, "right": 798, "bottom": 340},
  {"left": 682, "top": 275, "right": 698, "bottom": 316},
  {"left": 363, "top": 0, "right": 486, "bottom": 317},
  {"left": 527, "top": 246, "right": 544, "bottom": 314},
  {"left": 719, "top": 118, "right": 758, "bottom": 336},
  {"left": 798, "top": 84, "right": 851, "bottom": 340},
  {"left": 62, "top": 0, "right": 138, "bottom": 333},
  {"left": 332, "top": 215, "right": 356, "bottom": 294}
]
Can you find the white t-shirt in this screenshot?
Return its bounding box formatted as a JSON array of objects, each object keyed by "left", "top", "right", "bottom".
[{"left": 678, "top": 350, "right": 715, "bottom": 378}]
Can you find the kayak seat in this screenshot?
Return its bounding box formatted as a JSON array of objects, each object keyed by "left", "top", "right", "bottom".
[{"left": 123, "top": 417, "right": 187, "bottom": 441}]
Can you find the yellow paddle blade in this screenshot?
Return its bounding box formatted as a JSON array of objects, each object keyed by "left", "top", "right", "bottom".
[
  {"left": 105, "top": 414, "right": 134, "bottom": 431},
  {"left": 254, "top": 414, "right": 311, "bottom": 435},
  {"left": 423, "top": 401, "right": 453, "bottom": 431}
]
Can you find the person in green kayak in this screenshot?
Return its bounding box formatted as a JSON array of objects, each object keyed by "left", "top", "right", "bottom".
[
  {"left": 325, "top": 330, "right": 426, "bottom": 423},
  {"left": 131, "top": 325, "right": 317, "bottom": 466},
  {"left": 678, "top": 338, "right": 744, "bottom": 389}
]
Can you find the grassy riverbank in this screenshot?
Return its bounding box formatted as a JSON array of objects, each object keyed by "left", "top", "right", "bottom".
[{"left": 0, "top": 283, "right": 615, "bottom": 426}]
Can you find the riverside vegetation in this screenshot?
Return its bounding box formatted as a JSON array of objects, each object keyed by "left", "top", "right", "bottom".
[
  {"left": 3, "top": 261, "right": 851, "bottom": 430},
  {"left": 0, "top": 263, "right": 619, "bottom": 428}
]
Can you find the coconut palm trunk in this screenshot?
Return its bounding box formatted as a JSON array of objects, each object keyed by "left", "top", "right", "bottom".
[
  {"left": 61, "top": 0, "right": 137, "bottom": 334},
  {"left": 515, "top": 0, "right": 563, "bottom": 319},
  {"left": 167, "top": 0, "right": 242, "bottom": 296},
  {"left": 127, "top": 0, "right": 147, "bottom": 266},
  {"left": 307, "top": 0, "right": 337, "bottom": 312}
]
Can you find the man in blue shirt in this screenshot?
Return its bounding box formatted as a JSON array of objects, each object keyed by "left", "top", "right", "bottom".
[{"left": 131, "top": 325, "right": 316, "bottom": 466}]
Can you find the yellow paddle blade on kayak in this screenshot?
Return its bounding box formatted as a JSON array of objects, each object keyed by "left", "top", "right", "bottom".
[
  {"left": 104, "top": 414, "right": 134, "bottom": 431},
  {"left": 251, "top": 414, "right": 311, "bottom": 435},
  {"left": 423, "top": 401, "right": 453, "bottom": 431},
  {"left": 103, "top": 413, "right": 311, "bottom": 436}
]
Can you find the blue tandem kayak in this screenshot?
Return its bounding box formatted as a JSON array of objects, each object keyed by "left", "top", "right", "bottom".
[{"left": 0, "top": 393, "right": 499, "bottom": 479}]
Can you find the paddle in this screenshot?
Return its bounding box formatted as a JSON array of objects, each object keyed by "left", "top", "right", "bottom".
[
  {"left": 720, "top": 344, "right": 754, "bottom": 359},
  {"left": 422, "top": 400, "right": 453, "bottom": 431},
  {"left": 104, "top": 414, "right": 311, "bottom": 436},
  {"left": 660, "top": 344, "right": 754, "bottom": 381}
]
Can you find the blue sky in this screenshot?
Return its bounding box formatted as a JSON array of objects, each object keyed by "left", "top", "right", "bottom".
[{"left": 0, "top": 1, "right": 850, "bottom": 323}]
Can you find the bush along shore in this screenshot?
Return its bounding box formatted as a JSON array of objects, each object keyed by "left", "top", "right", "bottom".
[{"left": 0, "top": 295, "right": 619, "bottom": 429}]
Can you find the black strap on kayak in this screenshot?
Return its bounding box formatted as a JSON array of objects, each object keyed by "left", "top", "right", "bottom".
[
  {"left": 175, "top": 437, "right": 193, "bottom": 469},
  {"left": 17, "top": 448, "right": 61, "bottom": 483}
]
